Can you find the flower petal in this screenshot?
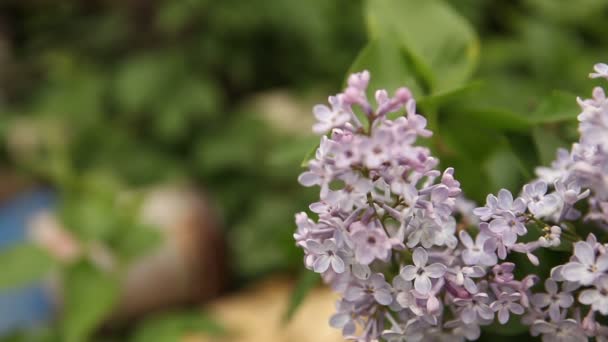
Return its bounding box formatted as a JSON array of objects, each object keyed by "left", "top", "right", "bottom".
[
  {"left": 412, "top": 247, "right": 428, "bottom": 267},
  {"left": 331, "top": 256, "right": 345, "bottom": 274},
  {"left": 400, "top": 265, "right": 417, "bottom": 281},
  {"left": 574, "top": 241, "right": 595, "bottom": 266},
  {"left": 414, "top": 275, "right": 432, "bottom": 294},
  {"left": 425, "top": 263, "right": 447, "bottom": 278}
]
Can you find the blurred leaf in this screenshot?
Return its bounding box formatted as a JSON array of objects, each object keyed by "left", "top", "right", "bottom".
[
  {"left": 0, "top": 244, "right": 53, "bottom": 289},
  {"left": 456, "top": 108, "right": 532, "bottom": 132},
  {"left": 130, "top": 310, "right": 225, "bottom": 342},
  {"left": 62, "top": 262, "right": 119, "bottom": 342},
  {"left": 532, "top": 127, "right": 569, "bottom": 165},
  {"left": 112, "top": 224, "right": 162, "bottom": 262},
  {"left": 60, "top": 194, "right": 118, "bottom": 242},
  {"left": 484, "top": 146, "right": 526, "bottom": 193},
  {"left": 300, "top": 142, "right": 320, "bottom": 168},
  {"left": 156, "top": 0, "right": 206, "bottom": 34},
  {"left": 283, "top": 271, "right": 320, "bottom": 322},
  {"left": 113, "top": 53, "right": 181, "bottom": 113},
  {"left": 348, "top": 38, "right": 423, "bottom": 96},
  {"left": 529, "top": 91, "right": 580, "bottom": 124},
  {"left": 418, "top": 80, "right": 482, "bottom": 109},
  {"left": 365, "top": 0, "right": 479, "bottom": 94}
]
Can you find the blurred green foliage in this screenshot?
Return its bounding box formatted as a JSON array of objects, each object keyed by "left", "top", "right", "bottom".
[{"left": 0, "top": 0, "right": 606, "bottom": 340}]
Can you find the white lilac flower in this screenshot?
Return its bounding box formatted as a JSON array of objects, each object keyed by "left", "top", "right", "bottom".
[
  {"left": 521, "top": 180, "right": 560, "bottom": 217},
  {"left": 554, "top": 179, "right": 590, "bottom": 206},
  {"left": 562, "top": 240, "right": 608, "bottom": 285},
  {"left": 407, "top": 214, "right": 457, "bottom": 249},
  {"left": 294, "top": 66, "right": 608, "bottom": 341},
  {"left": 590, "top": 63, "right": 608, "bottom": 79},
  {"left": 294, "top": 212, "right": 315, "bottom": 247},
  {"left": 344, "top": 273, "right": 393, "bottom": 305},
  {"left": 298, "top": 160, "right": 332, "bottom": 198},
  {"left": 474, "top": 189, "right": 527, "bottom": 220},
  {"left": 578, "top": 275, "right": 608, "bottom": 315},
  {"left": 306, "top": 239, "right": 346, "bottom": 274},
  {"left": 490, "top": 292, "right": 525, "bottom": 324},
  {"left": 478, "top": 222, "right": 517, "bottom": 260},
  {"left": 312, "top": 96, "right": 351, "bottom": 134},
  {"left": 538, "top": 225, "right": 562, "bottom": 248},
  {"left": 329, "top": 300, "right": 357, "bottom": 336},
  {"left": 488, "top": 212, "right": 527, "bottom": 236},
  {"left": 531, "top": 279, "right": 574, "bottom": 322},
  {"left": 326, "top": 173, "right": 373, "bottom": 211},
  {"left": 454, "top": 293, "right": 494, "bottom": 324},
  {"left": 391, "top": 276, "right": 423, "bottom": 315},
  {"left": 350, "top": 222, "right": 392, "bottom": 265},
  {"left": 451, "top": 265, "right": 485, "bottom": 294},
  {"left": 530, "top": 319, "right": 587, "bottom": 342},
  {"left": 360, "top": 129, "right": 393, "bottom": 169},
  {"left": 459, "top": 231, "right": 497, "bottom": 266},
  {"left": 400, "top": 247, "right": 446, "bottom": 293}
]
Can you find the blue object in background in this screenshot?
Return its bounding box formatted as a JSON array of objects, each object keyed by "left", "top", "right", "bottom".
[{"left": 0, "top": 189, "right": 57, "bottom": 336}]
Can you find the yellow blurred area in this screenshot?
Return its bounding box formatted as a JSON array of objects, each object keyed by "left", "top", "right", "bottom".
[{"left": 190, "top": 278, "right": 341, "bottom": 342}]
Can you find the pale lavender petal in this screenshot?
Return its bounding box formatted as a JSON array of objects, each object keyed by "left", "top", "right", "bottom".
[
  {"left": 531, "top": 293, "right": 551, "bottom": 308},
  {"left": 313, "top": 255, "right": 331, "bottom": 273},
  {"left": 331, "top": 256, "right": 345, "bottom": 274},
  {"left": 374, "top": 288, "right": 394, "bottom": 305},
  {"left": 414, "top": 275, "right": 432, "bottom": 294},
  {"left": 459, "top": 230, "right": 474, "bottom": 248},
  {"left": 425, "top": 263, "right": 447, "bottom": 278},
  {"left": 400, "top": 265, "right": 417, "bottom": 281},
  {"left": 313, "top": 104, "right": 332, "bottom": 120},
  {"left": 329, "top": 313, "right": 350, "bottom": 328},
  {"left": 412, "top": 247, "right": 428, "bottom": 267},
  {"left": 562, "top": 262, "right": 596, "bottom": 285},
  {"left": 574, "top": 241, "right": 595, "bottom": 266},
  {"left": 298, "top": 172, "right": 320, "bottom": 187},
  {"left": 464, "top": 278, "right": 478, "bottom": 294},
  {"left": 306, "top": 240, "right": 325, "bottom": 254},
  {"left": 498, "top": 307, "right": 509, "bottom": 324},
  {"left": 548, "top": 303, "right": 561, "bottom": 322},
  {"left": 578, "top": 289, "right": 597, "bottom": 305},
  {"left": 344, "top": 286, "right": 364, "bottom": 301},
  {"left": 461, "top": 307, "right": 476, "bottom": 324},
  {"left": 558, "top": 293, "right": 574, "bottom": 308},
  {"left": 545, "top": 278, "right": 558, "bottom": 294},
  {"left": 497, "top": 189, "right": 513, "bottom": 208},
  {"left": 478, "top": 305, "right": 494, "bottom": 320},
  {"left": 597, "top": 253, "right": 608, "bottom": 272},
  {"left": 509, "top": 303, "right": 524, "bottom": 315}
]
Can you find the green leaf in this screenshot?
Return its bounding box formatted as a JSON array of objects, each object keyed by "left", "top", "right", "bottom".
[
  {"left": 365, "top": 0, "right": 479, "bottom": 94},
  {"left": 112, "top": 224, "right": 162, "bottom": 262},
  {"left": 283, "top": 271, "right": 320, "bottom": 322},
  {"left": 113, "top": 53, "right": 181, "bottom": 113},
  {"left": 418, "top": 80, "right": 482, "bottom": 110},
  {"left": 347, "top": 38, "right": 424, "bottom": 96},
  {"left": 130, "top": 310, "right": 226, "bottom": 342},
  {"left": 483, "top": 146, "right": 526, "bottom": 193},
  {"left": 62, "top": 262, "right": 119, "bottom": 342},
  {"left": 532, "top": 127, "right": 570, "bottom": 165},
  {"left": 300, "top": 142, "right": 319, "bottom": 168},
  {"left": 456, "top": 108, "right": 532, "bottom": 132},
  {"left": 0, "top": 244, "right": 54, "bottom": 289},
  {"left": 529, "top": 91, "right": 580, "bottom": 124}
]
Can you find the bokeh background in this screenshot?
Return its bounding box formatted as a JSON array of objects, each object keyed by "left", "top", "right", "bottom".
[{"left": 0, "top": 0, "right": 606, "bottom": 341}]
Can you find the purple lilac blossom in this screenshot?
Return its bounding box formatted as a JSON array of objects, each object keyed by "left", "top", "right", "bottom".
[{"left": 295, "top": 66, "right": 608, "bottom": 341}]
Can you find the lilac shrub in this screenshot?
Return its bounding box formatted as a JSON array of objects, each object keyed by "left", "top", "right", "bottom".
[{"left": 295, "top": 64, "right": 608, "bottom": 341}]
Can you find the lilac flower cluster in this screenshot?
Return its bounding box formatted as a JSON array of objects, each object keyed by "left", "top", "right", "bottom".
[{"left": 294, "top": 65, "right": 608, "bottom": 341}]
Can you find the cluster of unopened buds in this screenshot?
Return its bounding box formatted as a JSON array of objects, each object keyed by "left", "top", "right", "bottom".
[{"left": 295, "top": 64, "right": 608, "bottom": 341}]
